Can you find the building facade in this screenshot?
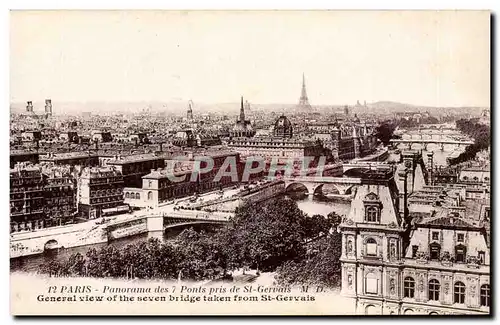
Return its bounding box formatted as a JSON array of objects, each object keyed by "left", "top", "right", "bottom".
[
  {"left": 41, "top": 165, "right": 78, "bottom": 228},
  {"left": 77, "top": 166, "right": 126, "bottom": 219},
  {"left": 106, "top": 153, "right": 166, "bottom": 188},
  {"left": 10, "top": 165, "right": 45, "bottom": 232},
  {"left": 339, "top": 169, "right": 490, "bottom": 315},
  {"left": 136, "top": 150, "right": 242, "bottom": 207}
]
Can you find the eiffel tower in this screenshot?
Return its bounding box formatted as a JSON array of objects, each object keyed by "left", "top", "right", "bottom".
[{"left": 298, "top": 73, "right": 312, "bottom": 109}]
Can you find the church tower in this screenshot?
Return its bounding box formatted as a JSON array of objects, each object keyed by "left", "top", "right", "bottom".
[
  {"left": 340, "top": 169, "right": 406, "bottom": 315},
  {"left": 298, "top": 73, "right": 312, "bottom": 109},
  {"left": 44, "top": 99, "right": 52, "bottom": 117},
  {"left": 239, "top": 96, "right": 246, "bottom": 122},
  {"left": 187, "top": 100, "right": 194, "bottom": 121}
]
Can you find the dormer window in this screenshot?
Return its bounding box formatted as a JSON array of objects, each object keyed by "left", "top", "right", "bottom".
[
  {"left": 363, "top": 193, "right": 382, "bottom": 223},
  {"left": 457, "top": 233, "right": 465, "bottom": 243},
  {"left": 366, "top": 207, "right": 379, "bottom": 222}
]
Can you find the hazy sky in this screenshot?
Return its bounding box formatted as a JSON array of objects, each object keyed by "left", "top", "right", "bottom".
[{"left": 10, "top": 10, "right": 490, "bottom": 107}]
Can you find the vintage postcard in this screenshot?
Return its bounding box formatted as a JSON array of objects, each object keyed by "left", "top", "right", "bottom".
[{"left": 9, "top": 10, "right": 490, "bottom": 316}]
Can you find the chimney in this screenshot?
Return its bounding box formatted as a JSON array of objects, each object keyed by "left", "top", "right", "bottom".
[{"left": 399, "top": 167, "right": 410, "bottom": 226}]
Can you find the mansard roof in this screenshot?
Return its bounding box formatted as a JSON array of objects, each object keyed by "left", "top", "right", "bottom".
[
  {"left": 422, "top": 216, "right": 475, "bottom": 227},
  {"left": 416, "top": 213, "right": 483, "bottom": 230}
]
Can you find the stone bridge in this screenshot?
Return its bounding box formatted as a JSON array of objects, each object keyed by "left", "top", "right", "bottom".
[
  {"left": 282, "top": 176, "right": 362, "bottom": 195},
  {"left": 406, "top": 132, "right": 464, "bottom": 140},
  {"left": 390, "top": 139, "right": 474, "bottom": 151},
  {"left": 146, "top": 208, "right": 232, "bottom": 232},
  {"left": 342, "top": 162, "right": 394, "bottom": 174}
]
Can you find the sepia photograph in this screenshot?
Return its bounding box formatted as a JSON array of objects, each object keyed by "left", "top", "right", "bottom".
[{"left": 8, "top": 9, "right": 491, "bottom": 316}]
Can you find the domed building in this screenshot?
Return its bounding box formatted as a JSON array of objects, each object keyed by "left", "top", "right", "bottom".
[{"left": 273, "top": 115, "right": 293, "bottom": 138}]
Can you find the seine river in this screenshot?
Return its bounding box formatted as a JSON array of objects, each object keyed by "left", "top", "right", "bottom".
[{"left": 10, "top": 193, "right": 349, "bottom": 273}]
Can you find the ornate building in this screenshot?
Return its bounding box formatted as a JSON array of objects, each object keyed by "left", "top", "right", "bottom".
[
  {"left": 339, "top": 168, "right": 490, "bottom": 315},
  {"left": 227, "top": 114, "right": 326, "bottom": 164},
  {"left": 329, "top": 122, "right": 378, "bottom": 161}
]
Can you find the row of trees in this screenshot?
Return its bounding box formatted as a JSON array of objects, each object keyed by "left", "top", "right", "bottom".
[
  {"left": 40, "top": 197, "right": 343, "bottom": 287},
  {"left": 448, "top": 119, "right": 490, "bottom": 165},
  {"left": 398, "top": 115, "right": 440, "bottom": 128}
]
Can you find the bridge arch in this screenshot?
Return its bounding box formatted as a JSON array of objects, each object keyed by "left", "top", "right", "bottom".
[
  {"left": 312, "top": 184, "right": 324, "bottom": 196},
  {"left": 44, "top": 239, "right": 59, "bottom": 251},
  {"left": 285, "top": 182, "right": 311, "bottom": 195}
]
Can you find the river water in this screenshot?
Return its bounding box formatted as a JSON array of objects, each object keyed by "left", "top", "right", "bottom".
[
  {"left": 11, "top": 129, "right": 463, "bottom": 273},
  {"left": 10, "top": 193, "right": 349, "bottom": 273}
]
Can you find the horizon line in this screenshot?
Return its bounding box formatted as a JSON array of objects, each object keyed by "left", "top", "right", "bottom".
[{"left": 9, "top": 100, "right": 490, "bottom": 109}]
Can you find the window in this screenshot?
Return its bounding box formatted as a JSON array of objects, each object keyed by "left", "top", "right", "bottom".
[
  {"left": 485, "top": 208, "right": 490, "bottom": 220},
  {"left": 365, "top": 206, "right": 379, "bottom": 222},
  {"left": 365, "top": 276, "right": 378, "bottom": 294},
  {"left": 428, "top": 279, "right": 440, "bottom": 301},
  {"left": 455, "top": 245, "right": 467, "bottom": 263},
  {"left": 135, "top": 193, "right": 140, "bottom": 200},
  {"left": 457, "top": 233, "right": 465, "bottom": 243},
  {"left": 432, "top": 232, "right": 439, "bottom": 240},
  {"left": 478, "top": 251, "right": 485, "bottom": 265},
  {"left": 429, "top": 243, "right": 441, "bottom": 260},
  {"left": 412, "top": 245, "right": 419, "bottom": 258},
  {"left": 147, "top": 191, "right": 153, "bottom": 200},
  {"left": 366, "top": 238, "right": 377, "bottom": 256},
  {"left": 454, "top": 282, "right": 465, "bottom": 304},
  {"left": 463, "top": 176, "right": 468, "bottom": 181},
  {"left": 480, "top": 285, "right": 490, "bottom": 307},
  {"left": 404, "top": 277, "right": 415, "bottom": 298}
]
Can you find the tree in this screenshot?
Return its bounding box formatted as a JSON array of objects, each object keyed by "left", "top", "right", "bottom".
[
  {"left": 275, "top": 232, "right": 343, "bottom": 288},
  {"left": 226, "top": 197, "right": 307, "bottom": 272},
  {"left": 173, "top": 228, "right": 231, "bottom": 281},
  {"left": 449, "top": 119, "right": 490, "bottom": 165},
  {"left": 301, "top": 214, "right": 336, "bottom": 239},
  {"left": 374, "top": 121, "right": 399, "bottom": 145}
]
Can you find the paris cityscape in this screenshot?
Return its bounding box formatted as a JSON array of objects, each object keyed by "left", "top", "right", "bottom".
[{"left": 9, "top": 11, "right": 490, "bottom": 316}]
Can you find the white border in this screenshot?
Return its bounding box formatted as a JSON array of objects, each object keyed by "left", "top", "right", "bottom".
[{"left": 2, "top": 1, "right": 498, "bottom": 324}]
